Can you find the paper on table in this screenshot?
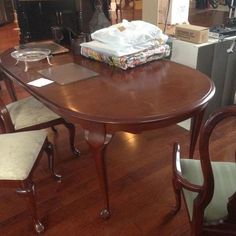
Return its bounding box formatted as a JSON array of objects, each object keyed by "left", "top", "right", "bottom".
[{"left": 27, "top": 78, "right": 54, "bottom": 87}]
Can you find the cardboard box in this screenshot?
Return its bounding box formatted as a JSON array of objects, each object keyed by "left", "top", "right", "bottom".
[{"left": 175, "top": 24, "right": 209, "bottom": 44}]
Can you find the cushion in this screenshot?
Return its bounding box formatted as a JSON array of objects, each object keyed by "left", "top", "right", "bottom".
[
  {"left": 6, "top": 96, "right": 60, "bottom": 130},
  {"left": 0, "top": 130, "right": 47, "bottom": 180},
  {"left": 181, "top": 159, "right": 236, "bottom": 223}
]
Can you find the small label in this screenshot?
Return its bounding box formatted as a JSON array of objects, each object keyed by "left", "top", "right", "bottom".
[{"left": 117, "top": 26, "right": 126, "bottom": 32}]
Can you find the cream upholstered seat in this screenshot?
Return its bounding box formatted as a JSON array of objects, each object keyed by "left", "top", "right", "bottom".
[
  {"left": 0, "top": 130, "right": 60, "bottom": 233},
  {"left": 6, "top": 96, "right": 60, "bottom": 130},
  {"left": 0, "top": 130, "right": 47, "bottom": 180},
  {"left": 181, "top": 159, "right": 236, "bottom": 222},
  {"left": 0, "top": 96, "right": 80, "bottom": 155},
  {"left": 172, "top": 106, "right": 236, "bottom": 236}
]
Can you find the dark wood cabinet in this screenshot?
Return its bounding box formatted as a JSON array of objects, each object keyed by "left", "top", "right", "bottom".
[
  {"left": 4, "top": 0, "right": 14, "bottom": 22},
  {"left": 14, "top": 0, "right": 110, "bottom": 43},
  {"left": 0, "top": 0, "right": 14, "bottom": 25}
]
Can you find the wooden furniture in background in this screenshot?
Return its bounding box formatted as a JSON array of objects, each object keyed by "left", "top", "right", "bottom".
[
  {"left": 0, "top": 0, "right": 14, "bottom": 25},
  {"left": 115, "top": 0, "right": 135, "bottom": 22},
  {"left": 14, "top": 0, "right": 110, "bottom": 43},
  {"left": 172, "top": 105, "right": 236, "bottom": 235},
  {"left": 0, "top": 49, "right": 215, "bottom": 219},
  {"left": 115, "top": 0, "right": 123, "bottom": 22},
  {"left": 0, "top": 130, "right": 61, "bottom": 233}
]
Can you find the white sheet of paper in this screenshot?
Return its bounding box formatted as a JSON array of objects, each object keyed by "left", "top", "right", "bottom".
[{"left": 27, "top": 78, "right": 54, "bottom": 87}]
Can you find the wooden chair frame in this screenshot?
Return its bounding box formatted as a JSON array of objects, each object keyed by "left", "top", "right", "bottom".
[
  {"left": 115, "top": 0, "right": 135, "bottom": 22},
  {"left": 1, "top": 137, "right": 61, "bottom": 234},
  {"left": 0, "top": 69, "right": 17, "bottom": 101},
  {"left": 172, "top": 105, "right": 236, "bottom": 236}
]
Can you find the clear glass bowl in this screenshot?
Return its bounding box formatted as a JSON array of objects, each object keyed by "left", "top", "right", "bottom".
[
  {"left": 11, "top": 48, "right": 52, "bottom": 72},
  {"left": 11, "top": 48, "right": 51, "bottom": 62}
]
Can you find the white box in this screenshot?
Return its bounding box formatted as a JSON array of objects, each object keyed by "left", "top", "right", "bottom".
[
  {"left": 142, "top": 0, "right": 159, "bottom": 25},
  {"left": 158, "top": 0, "right": 190, "bottom": 25}
]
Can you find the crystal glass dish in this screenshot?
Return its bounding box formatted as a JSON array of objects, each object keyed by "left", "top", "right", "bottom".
[
  {"left": 11, "top": 48, "right": 51, "bottom": 62},
  {"left": 11, "top": 48, "right": 52, "bottom": 72}
]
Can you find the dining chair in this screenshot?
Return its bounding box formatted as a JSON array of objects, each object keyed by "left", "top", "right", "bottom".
[
  {"left": 115, "top": 0, "right": 135, "bottom": 22},
  {"left": 172, "top": 105, "right": 236, "bottom": 236},
  {"left": 115, "top": 0, "right": 123, "bottom": 22},
  {"left": 0, "top": 95, "right": 80, "bottom": 156},
  {"left": 0, "top": 70, "right": 3, "bottom": 90},
  {"left": 0, "top": 129, "right": 61, "bottom": 233},
  {"left": 0, "top": 69, "right": 17, "bottom": 101}
]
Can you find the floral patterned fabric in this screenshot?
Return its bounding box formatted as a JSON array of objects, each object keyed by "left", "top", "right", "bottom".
[{"left": 81, "top": 44, "right": 170, "bottom": 70}]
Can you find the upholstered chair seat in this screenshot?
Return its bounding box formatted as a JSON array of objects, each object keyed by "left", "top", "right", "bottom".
[
  {"left": 0, "top": 130, "right": 47, "bottom": 180},
  {"left": 6, "top": 96, "right": 60, "bottom": 130},
  {"left": 0, "top": 96, "right": 79, "bottom": 155},
  {"left": 172, "top": 106, "right": 236, "bottom": 236},
  {"left": 0, "top": 130, "right": 61, "bottom": 233},
  {"left": 181, "top": 159, "right": 236, "bottom": 222}
]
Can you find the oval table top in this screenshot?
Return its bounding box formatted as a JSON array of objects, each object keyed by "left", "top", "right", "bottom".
[{"left": 0, "top": 48, "right": 215, "bottom": 128}]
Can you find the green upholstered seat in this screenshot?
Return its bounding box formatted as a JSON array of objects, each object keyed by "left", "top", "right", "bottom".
[
  {"left": 0, "top": 130, "right": 47, "bottom": 180},
  {"left": 6, "top": 96, "right": 60, "bottom": 130},
  {"left": 181, "top": 159, "right": 236, "bottom": 223}
]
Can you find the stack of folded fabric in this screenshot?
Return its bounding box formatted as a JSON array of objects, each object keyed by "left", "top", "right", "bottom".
[{"left": 80, "top": 20, "right": 170, "bottom": 70}]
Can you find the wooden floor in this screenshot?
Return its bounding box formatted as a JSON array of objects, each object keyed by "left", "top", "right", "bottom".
[{"left": 0, "top": 8, "right": 235, "bottom": 236}]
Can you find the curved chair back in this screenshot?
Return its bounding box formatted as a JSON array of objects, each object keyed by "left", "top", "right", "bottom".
[
  {"left": 172, "top": 105, "right": 236, "bottom": 236},
  {"left": 0, "top": 96, "right": 15, "bottom": 133},
  {"left": 198, "top": 105, "right": 236, "bottom": 224}
]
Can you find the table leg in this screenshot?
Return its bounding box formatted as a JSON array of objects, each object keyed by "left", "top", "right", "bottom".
[
  {"left": 85, "top": 127, "right": 113, "bottom": 219},
  {"left": 189, "top": 106, "right": 207, "bottom": 158},
  {"left": 125, "top": 0, "right": 129, "bottom": 7}
]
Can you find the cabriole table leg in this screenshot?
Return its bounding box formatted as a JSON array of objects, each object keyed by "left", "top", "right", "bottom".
[{"left": 85, "top": 127, "right": 113, "bottom": 219}]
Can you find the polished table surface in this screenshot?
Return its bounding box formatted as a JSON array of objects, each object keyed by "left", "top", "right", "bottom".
[{"left": 0, "top": 49, "right": 215, "bottom": 218}]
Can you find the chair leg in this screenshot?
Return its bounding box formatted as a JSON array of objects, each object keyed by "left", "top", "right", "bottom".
[
  {"left": 45, "top": 140, "right": 62, "bottom": 182},
  {"left": 191, "top": 215, "right": 203, "bottom": 236},
  {"left": 172, "top": 177, "right": 181, "bottom": 214},
  {"left": 63, "top": 122, "right": 80, "bottom": 156},
  {"left": 115, "top": 0, "right": 119, "bottom": 22},
  {"left": 16, "top": 181, "right": 44, "bottom": 234},
  {"left": 120, "top": 7, "right": 122, "bottom": 22}
]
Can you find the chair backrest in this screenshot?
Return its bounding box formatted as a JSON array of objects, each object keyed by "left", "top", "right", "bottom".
[
  {"left": 228, "top": 191, "right": 236, "bottom": 223},
  {"left": 198, "top": 105, "right": 236, "bottom": 224},
  {"left": 0, "top": 96, "right": 15, "bottom": 133},
  {"left": 173, "top": 105, "right": 236, "bottom": 235}
]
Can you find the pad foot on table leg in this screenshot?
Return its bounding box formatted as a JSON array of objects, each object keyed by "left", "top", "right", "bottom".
[{"left": 100, "top": 208, "right": 111, "bottom": 220}]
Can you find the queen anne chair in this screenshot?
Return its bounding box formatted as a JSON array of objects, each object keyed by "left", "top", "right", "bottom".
[
  {"left": 115, "top": 0, "right": 135, "bottom": 22},
  {"left": 0, "top": 129, "right": 61, "bottom": 233},
  {"left": 172, "top": 105, "right": 236, "bottom": 236},
  {"left": 0, "top": 69, "right": 17, "bottom": 101},
  {"left": 0, "top": 96, "right": 80, "bottom": 156}
]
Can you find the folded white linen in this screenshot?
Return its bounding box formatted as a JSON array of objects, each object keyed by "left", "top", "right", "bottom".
[
  {"left": 80, "top": 39, "right": 164, "bottom": 57},
  {"left": 91, "top": 20, "right": 168, "bottom": 49}
]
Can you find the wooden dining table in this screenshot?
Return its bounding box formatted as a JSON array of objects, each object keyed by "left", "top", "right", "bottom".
[{"left": 0, "top": 48, "right": 215, "bottom": 219}]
